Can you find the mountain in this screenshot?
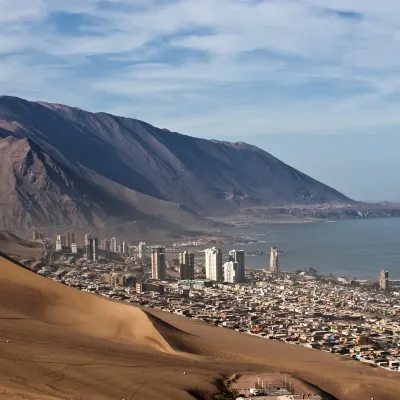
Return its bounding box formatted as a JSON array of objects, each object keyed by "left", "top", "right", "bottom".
[{"left": 0, "top": 95, "right": 351, "bottom": 232}]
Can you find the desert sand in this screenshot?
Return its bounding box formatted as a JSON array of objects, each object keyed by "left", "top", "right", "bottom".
[
  {"left": 1, "top": 254, "right": 400, "bottom": 400},
  {"left": 0, "top": 231, "right": 43, "bottom": 260}
]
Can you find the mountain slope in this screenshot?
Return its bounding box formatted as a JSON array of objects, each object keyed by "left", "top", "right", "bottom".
[
  {"left": 0, "top": 95, "right": 352, "bottom": 230},
  {"left": 0, "top": 135, "right": 208, "bottom": 233}
]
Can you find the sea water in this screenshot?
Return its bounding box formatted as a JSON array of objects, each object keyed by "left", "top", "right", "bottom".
[{"left": 221, "top": 218, "right": 400, "bottom": 280}]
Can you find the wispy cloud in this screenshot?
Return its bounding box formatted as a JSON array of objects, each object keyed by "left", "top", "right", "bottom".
[{"left": 1, "top": 0, "right": 400, "bottom": 139}]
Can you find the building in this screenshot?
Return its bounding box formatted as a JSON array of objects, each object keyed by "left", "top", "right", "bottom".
[
  {"left": 85, "top": 240, "right": 93, "bottom": 261},
  {"left": 71, "top": 243, "right": 78, "bottom": 254},
  {"left": 205, "top": 247, "right": 222, "bottom": 281},
  {"left": 179, "top": 251, "right": 195, "bottom": 280},
  {"left": 66, "top": 231, "right": 76, "bottom": 248},
  {"left": 101, "top": 239, "right": 111, "bottom": 252},
  {"left": 380, "top": 270, "right": 389, "bottom": 291},
  {"left": 178, "top": 279, "right": 213, "bottom": 289},
  {"left": 110, "top": 237, "right": 117, "bottom": 253},
  {"left": 139, "top": 242, "right": 146, "bottom": 260},
  {"left": 122, "top": 241, "right": 128, "bottom": 255},
  {"left": 32, "top": 230, "right": 43, "bottom": 240},
  {"left": 92, "top": 238, "right": 98, "bottom": 261},
  {"left": 136, "top": 282, "right": 164, "bottom": 295},
  {"left": 110, "top": 273, "right": 136, "bottom": 286},
  {"left": 224, "top": 261, "right": 239, "bottom": 283},
  {"left": 56, "top": 234, "right": 66, "bottom": 247},
  {"left": 270, "top": 247, "right": 279, "bottom": 274},
  {"left": 229, "top": 249, "right": 245, "bottom": 282},
  {"left": 389, "top": 280, "right": 400, "bottom": 291},
  {"left": 152, "top": 247, "right": 166, "bottom": 280},
  {"left": 84, "top": 233, "right": 92, "bottom": 246},
  {"left": 55, "top": 240, "right": 62, "bottom": 252}
]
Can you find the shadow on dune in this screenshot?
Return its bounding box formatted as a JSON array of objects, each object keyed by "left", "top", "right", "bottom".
[
  {"left": 144, "top": 311, "right": 203, "bottom": 355},
  {"left": 0, "top": 254, "right": 192, "bottom": 355}
]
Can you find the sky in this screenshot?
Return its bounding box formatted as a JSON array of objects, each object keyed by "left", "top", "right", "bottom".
[{"left": 1, "top": 0, "right": 400, "bottom": 201}]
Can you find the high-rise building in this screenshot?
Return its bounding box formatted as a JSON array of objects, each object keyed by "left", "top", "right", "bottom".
[
  {"left": 55, "top": 240, "right": 62, "bottom": 252},
  {"left": 32, "top": 230, "right": 40, "bottom": 241},
  {"left": 122, "top": 241, "right": 128, "bottom": 255},
  {"left": 101, "top": 239, "right": 111, "bottom": 252},
  {"left": 152, "top": 247, "right": 166, "bottom": 280},
  {"left": 71, "top": 243, "right": 78, "bottom": 254},
  {"left": 205, "top": 247, "right": 222, "bottom": 281},
  {"left": 92, "top": 238, "right": 98, "bottom": 261},
  {"left": 380, "top": 270, "right": 389, "bottom": 291},
  {"left": 224, "top": 261, "right": 239, "bottom": 283},
  {"left": 85, "top": 241, "right": 93, "bottom": 261},
  {"left": 110, "top": 237, "right": 117, "bottom": 253},
  {"left": 139, "top": 242, "right": 146, "bottom": 260},
  {"left": 179, "top": 251, "right": 195, "bottom": 280},
  {"left": 33, "top": 231, "right": 45, "bottom": 240},
  {"left": 56, "top": 234, "right": 66, "bottom": 247},
  {"left": 229, "top": 250, "right": 245, "bottom": 282},
  {"left": 84, "top": 233, "right": 92, "bottom": 246},
  {"left": 66, "top": 231, "right": 76, "bottom": 248},
  {"left": 270, "top": 247, "right": 279, "bottom": 274}
]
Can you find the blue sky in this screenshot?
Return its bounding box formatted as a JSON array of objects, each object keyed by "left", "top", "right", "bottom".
[{"left": 1, "top": 0, "right": 400, "bottom": 201}]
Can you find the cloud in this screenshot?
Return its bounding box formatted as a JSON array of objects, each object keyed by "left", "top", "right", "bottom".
[{"left": 1, "top": 0, "right": 400, "bottom": 140}]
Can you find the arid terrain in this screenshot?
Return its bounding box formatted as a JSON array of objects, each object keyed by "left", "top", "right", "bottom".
[
  {"left": 0, "top": 231, "right": 43, "bottom": 260},
  {"left": 0, "top": 95, "right": 351, "bottom": 235},
  {"left": 0, "top": 254, "right": 400, "bottom": 400}
]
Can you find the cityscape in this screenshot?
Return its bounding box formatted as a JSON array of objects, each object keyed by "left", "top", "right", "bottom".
[{"left": 26, "top": 229, "right": 400, "bottom": 374}]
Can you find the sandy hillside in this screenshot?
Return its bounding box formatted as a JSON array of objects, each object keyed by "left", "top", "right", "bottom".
[
  {"left": 1, "top": 255, "right": 400, "bottom": 400},
  {"left": 0, "top": 231, "right": 43, "bottom": 260}
]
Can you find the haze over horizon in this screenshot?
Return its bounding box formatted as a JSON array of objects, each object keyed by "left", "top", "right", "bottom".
[{"left": 1, "top": 0, "right": 400, "bottom": 201}]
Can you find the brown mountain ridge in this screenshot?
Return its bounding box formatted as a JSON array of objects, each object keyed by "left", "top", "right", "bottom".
[{"left": 0, "top": 95, "right": 351, "bottom": 233}]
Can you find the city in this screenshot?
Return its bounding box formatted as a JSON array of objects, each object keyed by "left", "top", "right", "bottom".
[{"left": 29, "top": 229, "right": 400, "bottom": 373}]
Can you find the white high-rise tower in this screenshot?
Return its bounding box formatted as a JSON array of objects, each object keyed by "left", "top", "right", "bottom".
[
  {"left": 204, "top": 247, "right": 222, "bottom": 282},
  {"left": 110, "top": 237, "right": 117, "bottom": 253},
  {"left": 224, "top": 261, "right": 239, "bottom": 283},
  {"left": 139, "top": 242, "right": 146, "bottom": 260}
]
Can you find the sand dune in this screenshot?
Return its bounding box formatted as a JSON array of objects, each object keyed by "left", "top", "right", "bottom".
[
  {"left": 0, "top": 231, "right": 43, "bottom": 260},
  {"left": 0, "top": 254, "right": 180, "bottom": 354},
  {"left": 1, "top": 255, "right": 400, "bottom": 400}
]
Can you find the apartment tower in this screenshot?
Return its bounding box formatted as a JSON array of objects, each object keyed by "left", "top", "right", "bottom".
[
  {"left": 84, "top": 233, "right": 92, "bottom": 246},
  {"left": 179, "top": 251, "right": 195, "bottom": 280},
  {"left": 228, "top": 249, "right": 245, "bottom": 282},
  {"left": 66, "top": 231, "right": 76, "bottom": 248},
  {"left": 139, "top": 242, "right": 146, "bottom": 260},
  {"left": 223, "top": 261, "right": 239, "bottom": 284},
  {"left": 110, "top": 237, "right": 117, "bottom": 253},
  {"left": 270, "top": 247, "right": 279, "bottom": 274},
  {"left": 101, "top": 239, "right": 111, "bottom": 252},
  {"left": 380, "top": 270, "right": 389, "bottom": 291},
  {"left": 56, "top": 234, "right": 66, "bottom": 247},
  {"left": 152, "top": 247, "right": 166, "bottom": 280},
  {"left": 205, "top": 247, "right": 222, "bottom": 282}
]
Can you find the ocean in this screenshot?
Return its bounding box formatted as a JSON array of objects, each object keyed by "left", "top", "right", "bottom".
[{"left": 221, "top": 217, "right": 400, "bottom": 280}]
